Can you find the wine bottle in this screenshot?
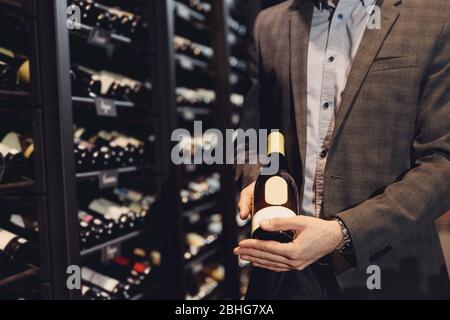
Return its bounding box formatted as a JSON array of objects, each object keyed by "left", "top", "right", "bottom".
[
  {"left": 227, "top": 16, "right": 247, "bottom": 37},
  {"left": 92, "top": 131, "right": 126, "bottom": 168},
  {"left": 176, "top": 87, "right": 215, "bottom": 108},
  {"left": 104, "top": 256, "right": 143, "bottom": 293},
  {"left": 69, "top": 0, "right": 148, "bottom": 41},
  {"left": 207, "top": 213, "right": 223, "bottom": 236},
  {"left": 252, "top": 132, "right": 299, "bottom": 243},
  {"left": 82, "top": 285, "right": 112, "bottom": 300},
  {"left": 74, "top": 128, "right": 117, "bottom": 171},
  {"left": 0, "top": 132, "right": 31, "bottom": 182},
  {"left": 0, "top": 47, "right": 30, "bottom": 89},
  {"left": 177, "top": 0, "right": 211, "bottom": 16},
  {"left": 79, "top": 220, "right": 93, "bottom": 247},
  {"left": 229, "top": 56, "right": 248, "bottom": 73},
  {"left": 71, "top": 64, "right": 151, "bottom": 104},
  {"left": 174, "top": 36, "right": 213, "bottom": 63},
  {"left": 0, "top": 228, "right": 30, "bottom": 269},
  {"left": 0, "top": 144, "right": 21, "bottom": 182},
  {"left": 108, "top": 132, "right": 145, "bottom": 166},
  {"left": 0, "top": 61, "right": 16, "bottom": 89},
  {"left": 185, "top": 266, "right": 220, "bottom": 300},
  {"left": 5, "top": 212, "right": 39, "bottom": 242},
  {"left": 113, "top": 187, "right": 155, "bottom": 224},
  {"left": 79, "top": 210, "right": 113, "bottom": 244},
  {"left": 88, "top": 198, "right": 136, "bottom": 231},
  {"left": 81, "top": 267, "right": 131, "bottom": 300}
]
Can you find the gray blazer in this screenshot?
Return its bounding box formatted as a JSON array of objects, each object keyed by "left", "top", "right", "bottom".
[{"left": 236, "top": 0, "right": 450, "bottom": 299}]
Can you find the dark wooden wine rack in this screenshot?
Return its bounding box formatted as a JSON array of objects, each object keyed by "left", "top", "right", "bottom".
[{"left": 0, "top": 0, "right": 263, "bottom": 300}]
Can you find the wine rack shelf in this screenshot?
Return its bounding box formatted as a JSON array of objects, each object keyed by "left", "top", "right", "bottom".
[
  {"left": 0, "top": 0, "right": 263, "bottom": 300},
  {"left": 72, "top": 96, "right": 135, "bottom": 109},
  {"left": 81, "top": 226, "right": 155, "bottom": 257},
  {"left": 0, "top": 90, "right": 31, "bottom": 107},
  {"left": 0, "top": 267, "right": 39, "bottom": 288},
  {"left": 184, "top": 244, "right": 221, "bottom": 270},
  {"left": 174, "top": 1, "right": 208, "bottom": 24},
  {"left": 0, "top": 177, "right": 35, "bottom": 193},
  {"left": 70, "top": 22, "right": 133, "bottom": 45},
  {"left": 75, "top": 166, "right": 138, "bottom": 180}
]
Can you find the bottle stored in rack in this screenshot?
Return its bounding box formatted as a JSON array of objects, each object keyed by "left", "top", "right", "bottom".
[{"left": 71, "top": 64, "right": 152, "bottom": 105}]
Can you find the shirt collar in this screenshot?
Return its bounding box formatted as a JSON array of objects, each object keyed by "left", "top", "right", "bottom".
[{"left": 309, "top": 0, "right": 373, "bottom": 10}]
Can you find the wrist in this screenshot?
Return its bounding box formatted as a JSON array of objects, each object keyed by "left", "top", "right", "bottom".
[
  {"left": 332, "top": 217, "right": 353, "bottom": 255},
  {"left": 330, "top": 220, "right": 344, "bottom": 248}
]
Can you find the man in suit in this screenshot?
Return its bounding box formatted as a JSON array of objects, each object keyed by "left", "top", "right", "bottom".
[{"left": 234, "top": 0, "right": 450, "bottom": 299}]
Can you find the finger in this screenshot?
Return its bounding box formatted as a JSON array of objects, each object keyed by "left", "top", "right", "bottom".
[
  {"left": 240, "top": 255, "right": 292, "bottom": 269},
  {"left": 239, "top": 239, "right": 296, "bottom": 258},
  {"left": 237, "top": 247, "right": 300, "bottom": 267},
  {"left": 260, "top": 216, "right": 315, "bottom": 232},
  {"left": 253, "top": 262, "right": 289, "bottom": 273},
  {"left": 237, "top": 191, "right": 252, "bottom": 220}
]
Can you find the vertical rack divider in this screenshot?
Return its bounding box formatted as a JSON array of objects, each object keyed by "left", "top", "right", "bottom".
[
  {"left": 154, "top": 0, "right": 185, "bottom": 300},
  {"left": 35, "top": 0, "right": 81, "bottom": 299},
  {"left": 210, "top": 0, "right": 241, "bottom": 300}
]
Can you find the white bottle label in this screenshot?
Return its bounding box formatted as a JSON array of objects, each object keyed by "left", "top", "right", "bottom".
[
  {"left": 10, "top": 214, "right": 26, "bottom": 228},
  {"left": 2, "top": 132, "right": 21, "bottom": 151},
  {"left": 89, "top": 199, "right": 128, "bottom": 221},
  {"left": 0, "top": 229, "right": 18, "bottom": 250},
  {"left": 82, "top": 267, "right": 120, "bottom": 293},
  {"left": 0, "top": 143, "right": 19, "bottom": 157},
  {"left": 110, "top": 137, "right": 130, "bottom": 148},
  {"left": 251, "top": 206, "right": 296, "bottom": 233}
]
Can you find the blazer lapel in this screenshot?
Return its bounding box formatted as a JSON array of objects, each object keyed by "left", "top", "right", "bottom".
[
  {"left": 331, "top": 0, "right": 401, "bottom": 143},
  {"left": 290, "top": 0, "right": 315, "bottom": 173}
]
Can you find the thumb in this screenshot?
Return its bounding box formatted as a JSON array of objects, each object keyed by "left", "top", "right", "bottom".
[{"left": 260, "top": 216, "right": 312, "bottom": 232}]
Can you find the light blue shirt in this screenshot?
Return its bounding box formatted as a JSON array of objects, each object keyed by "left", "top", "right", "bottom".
[{"left": 302, "top": 0, "right": 376, "bottom": 217}]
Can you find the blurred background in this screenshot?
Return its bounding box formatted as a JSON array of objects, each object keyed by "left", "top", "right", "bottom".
[{"left": 0, "top": 0, "right": 448, "bottom": 301}]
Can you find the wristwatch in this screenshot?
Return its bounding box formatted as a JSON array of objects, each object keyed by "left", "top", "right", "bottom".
[{"left": 332, "top": 217, "right": 353, "bottom": 256}]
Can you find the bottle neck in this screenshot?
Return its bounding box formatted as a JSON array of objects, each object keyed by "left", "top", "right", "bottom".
[
  {"left": 267, "top": 132, "right": 285, "bottom": 156},
  {"left": 0, "top": 48, "right": 30, "bottom": 85}
]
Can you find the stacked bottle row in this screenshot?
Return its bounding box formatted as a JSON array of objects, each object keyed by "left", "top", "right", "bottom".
[
  {"left": 226, "top": 0, "right": 254, "bottom": 298},
  {"left": 65, "top": 0, "right": 162, "bottom": 300},
  {"left": 173, "top": 0, "right": 228, "bottom": 300},
  {"left": 0, "top": 0, "right": 42, "bottom": 300},
  {"left": 82, "top": 247, "right": 161, "bottom": 300},
  {"left": 226, "top": 0, "right": 251, "bottom": 129}
]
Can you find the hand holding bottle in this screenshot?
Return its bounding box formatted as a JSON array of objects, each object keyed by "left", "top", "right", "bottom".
[{"left": 233, "top": 216, "right": 344, "bottom": 272}]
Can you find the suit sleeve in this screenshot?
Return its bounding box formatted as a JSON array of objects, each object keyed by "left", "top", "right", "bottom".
[
  {"left": 337, "top": 17, "right": 450, "bottom": 269},
  {"left": 234, "top": 13, "right": 264, "bottom": 189}
]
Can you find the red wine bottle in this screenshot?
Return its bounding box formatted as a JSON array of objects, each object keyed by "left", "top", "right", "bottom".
[{"left": 0, "top": 228, "right": 31, "bottom": 271}]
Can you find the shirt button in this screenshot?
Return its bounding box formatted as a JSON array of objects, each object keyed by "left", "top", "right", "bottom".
[
  {"left": 337, "top": 13, "right": 344, "bottom": 20},
  {"left": 323, "top": 102, "right": 330, "bottom": 109},
  {"left": 328, "top": 56, "right": 335, "bottom": 63},
  {"left": 320, "top": 149, "right": 329, "bottom": 158}
]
